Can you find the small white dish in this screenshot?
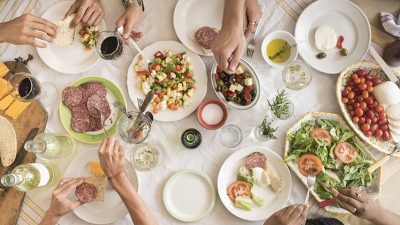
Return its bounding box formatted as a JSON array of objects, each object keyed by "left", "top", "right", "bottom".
[
  {"left": 163, "top": 170, "right": 216, "bottom": 222},
  {"left": 261, "top": 30, "right": 298, "bottom": 68}
]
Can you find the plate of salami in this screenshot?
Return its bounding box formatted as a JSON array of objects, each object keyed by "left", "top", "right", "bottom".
[{"left": 59, "top": 76, "right": 126, "bottom": 143}]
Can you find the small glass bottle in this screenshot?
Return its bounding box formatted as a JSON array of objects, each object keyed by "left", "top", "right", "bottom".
[
  {"left": 24, "top": 133, "right": 75, "bottom": 160},
  {"left": 181, "top": 129, "right": 202, "bottom": 149},
  {"left": 1, "top": 163, "right": 59, "bottom": 192}
]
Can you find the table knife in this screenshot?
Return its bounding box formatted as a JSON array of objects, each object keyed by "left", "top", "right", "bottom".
[
  {"left": 318, "top": 181, "right": 357, "bottom": 213},
  {"left": 369, "top": 46, "right": 400, "bottom": 84}
]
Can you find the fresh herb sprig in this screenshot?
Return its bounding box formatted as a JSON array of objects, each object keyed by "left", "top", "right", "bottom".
[
  {"left": 259, "top": 118, "right": 278, "bottom": 140},
  {"left": 268, "top": 90, "right": 291, "bottom": 119}
]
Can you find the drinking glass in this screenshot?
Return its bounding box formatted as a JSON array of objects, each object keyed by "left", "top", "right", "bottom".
[
  {"left": 282, "top": 60, "right": 312, "bottom": 90},
  {"left": 95, "top": 31, "right": 124, "bottom": 60},
  {"left": 117, "top": 111, "right": 152, "bottom": 144},
  {"left": 219, "top": 124, "right": 243, "bottom": 148},
  {"left": 130, "top": 143, "right": 161, "bottom": 171},
  {"left": 7, "top": 72, "right": 41, "bottom": 101}
]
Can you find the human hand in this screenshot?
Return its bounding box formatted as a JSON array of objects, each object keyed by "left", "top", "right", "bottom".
[
  {"left": 65, "top": 0, "right": 104, "bottom": 28},
  {"left": 244, "top": 0, "right": 263, "bottom": 38},
  {"left": 212, "top": 25, "right": 246, "bottom": 74},
  {"left": 47, "top": 178, "right": 84, "bottom": 217},
  {"left": 116, "top": 6, "right": 143, "bottom": 41},
  {"left": 337, "top": 188, "right": 381, "bottom": 221},
  {"left": 0, "top": 14, "right": 57, "bottom": 48},
  {"left": 98, "top": 136, "right": 125, "bottom": 179},
  {"left": 264, "top": 204, "right": 308, "bottom": 225}
]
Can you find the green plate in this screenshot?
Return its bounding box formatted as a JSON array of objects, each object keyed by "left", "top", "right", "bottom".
[{"left": 59, "top": 76, "right": 126, "bottom": 144}]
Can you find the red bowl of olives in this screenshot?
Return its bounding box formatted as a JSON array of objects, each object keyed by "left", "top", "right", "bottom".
[{"left": 211, "top": 59, "right": 260, "bottom": 110}]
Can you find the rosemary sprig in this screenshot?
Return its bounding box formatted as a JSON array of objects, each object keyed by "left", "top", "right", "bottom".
[
  {"left": 259, "top": 118, "right": 277, "bottom": 140},
  {"left": 268, "top": 89, "right": 291, "bottom": 119}
]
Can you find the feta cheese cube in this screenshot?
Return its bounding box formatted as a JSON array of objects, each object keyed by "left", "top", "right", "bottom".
[
  {"left": 170, "top": 72, "right": 176, "bottom": 78},
  {"left": 236, "top": 65, "right": 244, "bottom": 74},
  {"left": 229, "top": 84, "right": 237, "bottom": 92},
  {"left": 156, "top": 72, "right": 167, "bottom": 82},
  {"left": 236, "top": 84, "right": 244, "bottom": 92},
  {"left": 187, "top": 88, "right": 194, "bottom": 97},
  {"left": 151, "top": 70, "right": 157, "bottom": 77},
  {"left": 183, "top": 94, "right": 189, "bottom": 101},
  {"left": 141, "top": 82, "right": 151, "bottom": 94},
  {"left": 244, "top": 78, "right": 253, "bottom": 86},
  {"left": 177, "top": 83, "right": 183, "bottom": 91}
]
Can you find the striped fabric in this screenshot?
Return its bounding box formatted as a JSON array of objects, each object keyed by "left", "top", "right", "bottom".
[{"left": 0, "top": 0, "right": 38, "bottom": 56}]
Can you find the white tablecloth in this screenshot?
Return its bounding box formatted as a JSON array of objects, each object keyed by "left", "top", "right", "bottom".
[{"left": 1, "top": 0, "right": 400, "bottom": 225}]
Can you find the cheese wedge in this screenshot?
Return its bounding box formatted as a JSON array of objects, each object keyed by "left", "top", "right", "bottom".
[
  {"left": 0, "top": 62, "right": 9, "bottom": 78},
  {"left": 5, "top": 99, "right": 30, "bottom": 119},
  {"left": 0, "top": 94, "right": 15, "bottom": 110},
  {"left": 0, "top": 78, "right": 8, "bottom": 100}
]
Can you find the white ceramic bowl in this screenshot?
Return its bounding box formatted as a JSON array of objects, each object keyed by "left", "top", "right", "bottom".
[
  {"left": 261, "top": 30, "right": 298, "bottom": 68},
  {"left": 210, "top": 59, "right": 260, "bottom": 110}
]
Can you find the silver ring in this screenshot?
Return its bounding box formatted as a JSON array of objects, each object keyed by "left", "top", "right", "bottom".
[
  {"left": 58, "top": 180, "right": 64, "bottom": 187},
  {"left": 249, "top": 21, "right": 258, "bottom": 27},
  {"left": 356, "top": 188, "right": 363, "bottom": 198}
]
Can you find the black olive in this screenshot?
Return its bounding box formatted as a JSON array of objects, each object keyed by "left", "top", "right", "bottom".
[
  {"left": 340, "top": 48, "right": 348, "bottom": 56},
  {"left": 250, "top": 89, "right": 257, "bottom": 97},
  {"left": 215, "top": 86, "right": 221, "bottom": 92},
  {"left": 219, "top": 73, "right": 226, "bottom": 80},
  {"left": 225, "top": 96, "right": 233, "bottom": 102},
  {"left": 228, "top": 75, "right": 236, "bottom": 83},
  {"left": 316, "top": 52, "right": 326, "bottom": 59},
  {"left": 234, "top": 96, "right": 241, "bottom": 103},
  {"left": 240, "top": 100, "right": 247, "bottom": 106},
  {"left": 222, "top": 86, "right": 228, "bottom": 93}
]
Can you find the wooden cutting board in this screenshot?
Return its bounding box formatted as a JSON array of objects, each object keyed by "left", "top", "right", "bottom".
[{"left": 0, "top": 61, "right": 48, "bottom": 225}]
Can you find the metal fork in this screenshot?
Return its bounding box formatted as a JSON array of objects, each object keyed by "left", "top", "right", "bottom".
[
  {"left": 113, "top": 101, "right": 132, "bottom": 119},
  {"left": 246, "top": 6, "right": 265, "bottom": 58},
  {"left": 94, "top": 107, "right": 107, "bottom": 136},
  {"left": 304, "top": 168, "right": 316, "bottom": 205}
]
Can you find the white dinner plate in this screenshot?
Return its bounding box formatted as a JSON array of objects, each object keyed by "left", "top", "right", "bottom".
[
  {"left": 173, "top": 0, "right": 224, "bottom": 56},
  {"left": 163, "top": 170, "right": 216, "bottom": 222},
  {"left": 295, "top": 0, "right": 370, "bottom": 74},
  {"left": 217, "top": 146, "right": 292, "bottom": 221},
  {"left": 63, "top": 149, "right": 139, "bottom": 224},
  {"left": 126, "top": 41, "right": 208, "bottom": 122},
  {"left": 37, "top": 1, "right": 106, "bottom": 74}
]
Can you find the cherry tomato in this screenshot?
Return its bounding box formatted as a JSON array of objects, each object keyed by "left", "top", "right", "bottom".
[
  {"left": 367, "top": 86, "right": 374, "bottom": 93},
  {"left": 356, "top": 69, "right": 367, "bottom": 77},
  {"left": 361, "top": 124, "right": 370, "bottom": 132},
  {"left": 366, "top": 118, "right": 372, "bottom": 125},
  {"left": 375, "top": 105, "right": 384, "bottom": 112},
  {"left": 354, "top": 78, "right": 361, "bottom": 84},
  {"left": 359, "top": 77, "right": 366, "bottom": 83},
  {"left": 342, "top": 97, "right": 349, "bottom": 104},
  {"left": 358, "top": 83, "right": 367, "bottom": 91},
  {"left": 378, "top": 111, "right": 386, "bottom": 120},
  {"left": 354, "top": 103, "right": 361, "bottom": 108},
  {"left": 367, "top": 110, "right": 375, "bottom": 119},
  {"left": 374, "top": 129, "right": 383, "bottom": 139},
  {"left": 348, "top": 99, "right": 355, "bottom": 104},
  {"left": 342, "top": 89, "right": 349, "bottom": 96},
  {"left": 365, "top": 75, "right": 372, "bottom": 81},
  {"left": 364, "top": 130, "right": 372, "bottom": 137},
  {"left": 347, "top": 105, "right": 354, "bottom": 111},
  {"left": 365, "top": 97, "right": 373, "bottom": 105},
  {"left": 362, "top": 90, "right": 369, "bottom": 99},
  {"left": 370, "top": 124, "right": 378, "bottom": 133},
  {"left": 383, "top": 131, "right": 391, "bottom": 141},
  {"left": 346, "top": 86, "right": 352, "bottom": 92},
  {"left": 378, "top": 118, "right": 388, "bottom": 125},
  {"left": 352, "top": 116, "right": 360, "bottom": 123},
  {"left": 348, "top": 92, "right": 355, "bottom": 99},
  {"left": 355, "top": 108, "right": 363, "bottom": 117},
  {"left": 351, "top": 74, "right": 358, "bottom": 80},
  {"left": 348, "top": 80, "right": 355, "bottom": 86},
  {"left": 371, "top": 117, "right": 378, "bottom": 123},
  {"left": 360, "top": 102, "right": 367, "bottom": 109},
  {"left": 359, "top": 117, "right": 366, "bottom": 125},
  {"left": 380, "top": 124, "right": 389, "bottom": 131},
  {"left": 372, "top": 78, "right": 381, "bottom": 86},
  {"left": 349, "top": 110, "right": 355, "bottom": 116}
]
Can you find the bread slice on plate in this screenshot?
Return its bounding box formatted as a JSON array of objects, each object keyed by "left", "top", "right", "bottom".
[
  {"left": 54, "top": 14, "right": 75, "bottom": 46},
  {"left": 0, "top": 115, "right": 17, "bottom": 167},
  {"left": 84, "top": 176, "right": 106, "bottom": 201}
]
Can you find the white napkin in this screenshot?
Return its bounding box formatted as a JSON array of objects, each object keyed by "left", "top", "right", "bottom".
[{"left": 380, "top": 12, "right": 400, "bottom": 38}]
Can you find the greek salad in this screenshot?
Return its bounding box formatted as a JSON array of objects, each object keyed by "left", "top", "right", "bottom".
[
  {"left": 79, "top": 26, "right": 99, "bottom": 49},
  {"left": 135, "top": 50, "right": 196, "bottom": 114},
  {"left": 228, "top": 152, "right": 283, "bottom": 211}
]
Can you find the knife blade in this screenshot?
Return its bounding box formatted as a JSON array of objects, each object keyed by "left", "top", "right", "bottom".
[{"left": 369, "top": 46, "right": 400, "bottom": 84}]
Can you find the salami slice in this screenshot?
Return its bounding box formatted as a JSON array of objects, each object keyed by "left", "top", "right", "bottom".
[
  {"left": 70, "top": 105, "right": 91, "bottom": 132},
  {"left": 86, "top": 94, "right": 111, "bottom": 119},
  {"left": 89, "top": 116, "right": 103, "bottom": 131},
  {"left": 246, "top": 152, "right": 267, "bottom": 170},
  {"left": 62, "top": 87, "right": 83, "bottom": 108},
  {"left": 81, "top": 82, "right": 107, "bottom": 102},
  {"left": 75, "top": 183, "right": 97, "bottom": 203},
  {"left": 195, "top": 26, "right": 218, "bottom": 50}
]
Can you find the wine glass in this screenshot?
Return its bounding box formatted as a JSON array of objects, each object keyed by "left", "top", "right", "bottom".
[
  {"left": 7, "top": 72, "right": 41, "bottom": 102},
  {"left": 95, "top": 31, "right": 124, "bottom": 60}
]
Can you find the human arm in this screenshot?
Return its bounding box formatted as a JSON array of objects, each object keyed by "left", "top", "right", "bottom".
[
  {"left": 337, "top": 188, "right": 400, "bottom": 225},
  {"left": 39, "top": 178, "right": 84, "bottom": 225},
  {"left": 0, "top": 14, "right": 57, "bottom": 47},
  {"left": 263, "top": 204, "right": 308, "bottom": 225},
  {"left": 116, "top": 0, "right": 144, "bottom": 40},
  {"left": 212, "top": 0, "right": 246, "bottom": 74},
  {"left": 98, "top": 137, "right": 158, "bottom": 225},
  {"left": 65, "top": 0, "right": 104, "bottom": 27}
]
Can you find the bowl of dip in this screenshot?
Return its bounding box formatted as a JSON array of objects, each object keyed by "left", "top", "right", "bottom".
[
  {"left": 261, "top": 30, "right": 298, "bottom": 67},
  {"left": 197, "top": 99, "right": 228, "bottom": 130}
]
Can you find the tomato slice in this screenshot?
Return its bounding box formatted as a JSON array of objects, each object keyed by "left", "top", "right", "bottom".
[
  {"left": 298, "top": 154, "right": 323, "bottom": 176},
  {"left": 334, "top": 142, "right": 358, "bottom": 164},
  {"left": 154, "top": 51, "right": 164, "bottom": 58},
  {"left": 310, "top": 128, "right": 332, "bottom": 145},
  {"left": 227, "top": 181, "right": 251, "bottom": 203}
]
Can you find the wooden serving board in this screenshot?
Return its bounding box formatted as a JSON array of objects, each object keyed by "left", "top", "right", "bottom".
[{"left": 0, "top": 61, "right": 48, "bottom": 225}]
